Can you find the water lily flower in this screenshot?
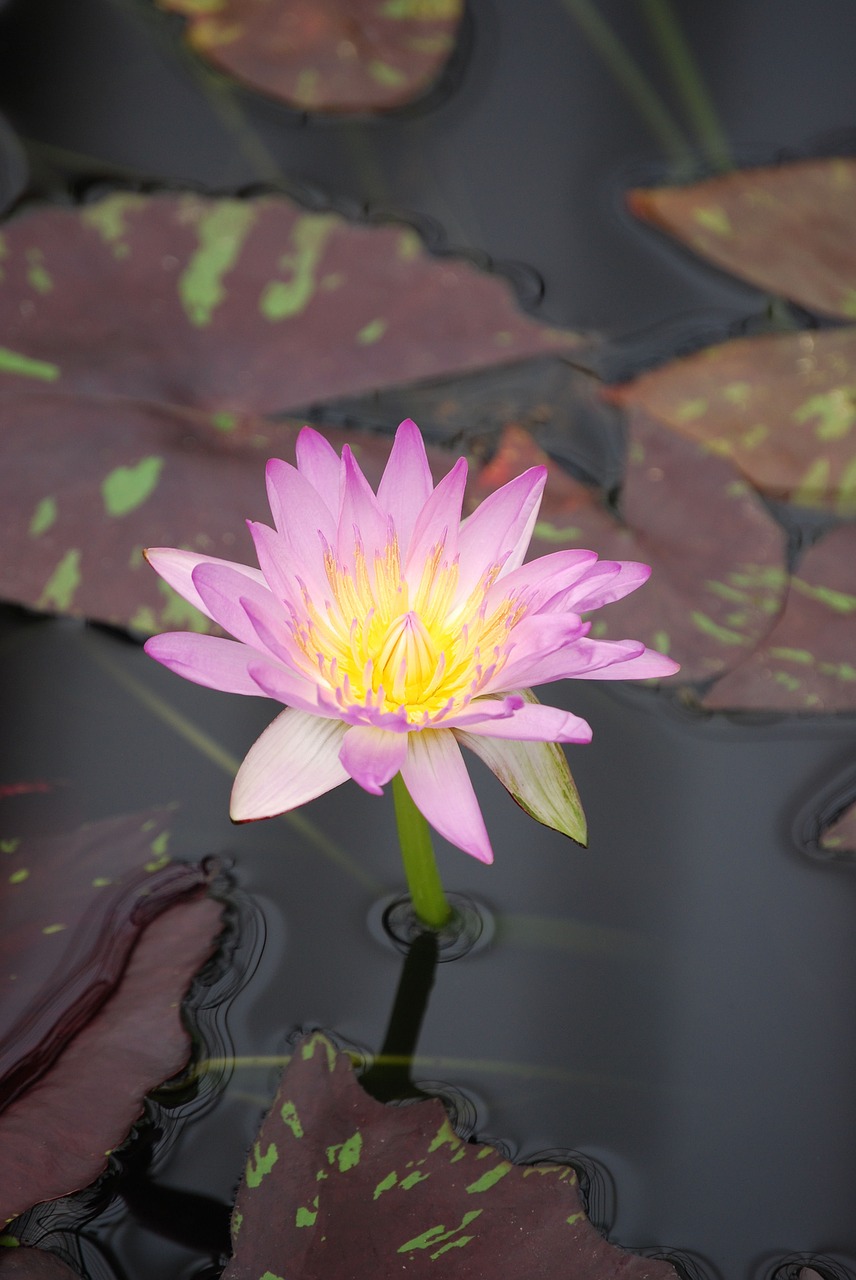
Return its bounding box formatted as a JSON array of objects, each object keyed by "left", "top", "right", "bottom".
[{"left": 144, "top": 420, "right": 678, "bottom": 869}]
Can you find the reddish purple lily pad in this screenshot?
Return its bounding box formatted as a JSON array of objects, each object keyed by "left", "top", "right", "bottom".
[
  {"left": 0, "top": 1249, "right": 79, "bottom": 1279},
  {"left": 158, "top": 0, "right": 465, "bottom": 113},
  {"left": 1, "top": 893, "right": 221, "bottom": 1225},
  {"left": 628, "top": 158, "right": 856, "bottom": 320},
  {"left": 223, "top": 1032, "right": 678, "bottom": 1280},
  {"left": 467, "top": 419, "right": 786, "bottom": 685},
  {"left": 703, "top": 522, "right": 856, "bottom": 712},
  {"left": 605, "top": 327, "right": 856, "bottom": 514},
  {"left": 0, "top": 191, "right": 582, "bottom": 632},
  {"left": 820, "top": 799, "right": 856, "bottom": 854}
]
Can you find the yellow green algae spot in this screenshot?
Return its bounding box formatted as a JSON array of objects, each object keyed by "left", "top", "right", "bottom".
[
  {"left": 397, "top": 229, "right": 422, "bottom": 260},
  {"left": 838, "top": 288, "right": 856, "bottom": 318},
  {"left": 818, "top": 661, "right": 856, "bottom": 681},
  {"left": 466, "top": 1160, "right": 511, "bottom": 1193},
  {"left": 674, "top": 397, "right": 707, "bottom": 423},
  {"left": 294, "top": 68, "right": 320, "bottom": 106},
  {"left": 92, "top": 877, "right": 112, "bottom": 887},
  {"left": 629, "top": 439, "right": 645, "bottom": 464},
  {"left": 211, "top": 410, "right": 237, "bottom": 432},
  {"left": 280, "top": 1100, "right": 303, "bottom": 1138},
  {"left": 653, "top": 630, "right": 670, "bottom": 653},
  {"left": 406, "top": 33, "right": 455, "bottom": 52},
  {"left": 374, "top": 1171, "right": 398, "bottom": 1199},
  {"left": 296, "top": 1196, "right": 318, "bottom": 1228},
  {"left": 741, "top": 424, "right": 769, "bottom": 449},
  {"left": 43, "top": 924, "right": 67, "bottom": 935},
  {"left": 494, "top": 330, "right": 513, "bottom": 346},
  {"left": 450, "top": 1147, "right": 466, "bottom": 1163},
  {"left": 383, "top": 0, "right": 460, "bottom": 15},
  {"left": 258, "top": 1274, "right": 285, "bottom": 1280},
  {"left": 29, "top": 496, "right": 57, "bottom": 537},
  {"left": 129, "top": 605, "right": 158, "bottom": 634},
  {"left": 791, "top": 456, "right": 831, "bottom": 506},
  {"left": 769, "top": 646, "right": 814, "bottom": 665},
  {"left": 326, "top": 1132, "right": 362, "bottom": 1172},
  {"left": 835, "top": 454, "right": 856, "bottom": 514},
  {"left": 427, "top": 1116, "right": 461, "bottom": 1154},
  {"left": 145, "top": 830, "right": 170, "bottom": 872},
  {"left": 26, "top": 248, "right": 52, "bottom": 295},
  {"left": 368, "top": 60, "right": 408, "bottom": 87},
  {"left": 157, "top": 578, "right": 210, "bottom": 632},
  {"left": 320, "top": 271, "right": 344, "bottom": 291},
  {"left": 102, "top": 456, "right": 164, "bottom": 517},
  {"left": 790, "top": 577, "right": 856, "bottom": 613},
  {"left": 398, "top": 1210, "right": 482, "bottom": 1254},
  {"left": 39, "top": 549, "right": 81, "bottom": 611},
  {"left": 259, "top": 214, "right": 337, "bottom": 322},
  {"left": 400, "top": 1170, "right": 429, "bottom": 1190},
  {"left": 231, "top": 1211, "right": 243, "bottom": 1236},
  {"left": 726, "top": 610, "right": 748, "bottom": 627},
  {"left": 690, "top": 611, "right": 749, "bottom": 646},
  {"left": 301, "top": 1034, "right": 338, "bottom": 1070},
  {"left": 0, "top": 1235, "right": 20, "bottom": 1247},
  {"left": 245, "top": 1141, "right": 278, "bottom": 1188},
  {"left": 773, "top": 672, "right": 801, "bottom": 692},
  {"left": 793, "top": 388, "right": 856, "bottom": 441},
  {"left": 356, "top": 317, "right": 387, "bottom": 345},
  {"left": 566, "top": 1211, "right": 585, "bottom": 1225},
  {"left": 1, "top": 839, "right": 20, "bottom": 854},
  {"left": 176, "top": 0, "right": 227, "bottom": 12},
  {"left": 81, "top": 194, "right": 148, "bottom": 251},
  {"left": 723, "top": 380, "right": 751, "bottom": 408},
  {"left": 179, "top": 201, "right": 257, "bottom": 327},
  {"left": 8, "top": 869, "right": 29, "bottom": 884},
  {"left": 693, "top": 205, "right": 732, "bottom": 236},
  {"left": 533, "top": 521, "right": 582, "bottom": 543},
  {"left": 0, "top": 346, "right": 59, "bottom": 381},
  {"left": 589, "top": 619, "right": 608, "bottom": 637}
]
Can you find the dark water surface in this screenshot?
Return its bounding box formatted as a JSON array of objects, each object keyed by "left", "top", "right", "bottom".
[{"left": 1, "top": 1, "right": 856, "bottom": 1277}]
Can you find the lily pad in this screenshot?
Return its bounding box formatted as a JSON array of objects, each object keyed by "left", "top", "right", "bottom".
[
  {"left": 0, "top": 1250, "right": 79, "bottom": 1279},
  {"left": 223, "top": 1032, "right": 678, "bottom": 1280},
  {"left": 820, "top": 798, "right": 856, "bottom": 855},
  {"left": 0, "top": 808, "right": 210, "bottom": 1111},
  {"left": 605, "top": 327, "right": 856, "bottom": 513},
  {"left": 0, "top": 191, "right": 582, "bottom": 632},
  {"left": 628, "top": 158, "right": 856, "bottom": 320},
  {"left": 703, "top": 522, "right": 856, "bottom": 712},
  {"left": 467, "top": 418, "right": 786, "bottom": 684},
  {"left": 158, "top": 0, "right": 465, "bottom": 113},
  {"left": 1, "top": 893, "right": 222, "bottom": 1225}
]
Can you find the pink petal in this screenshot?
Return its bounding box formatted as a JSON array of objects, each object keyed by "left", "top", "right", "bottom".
[
  {"left": 144, "top": 633, "right": 275, "bottom": 696},
  {"left": 376, "top": 419, "right": 434, "bottom": 555},
  {"left": 573, "top": 645, "right": 681, "bottom": 680},
  {"left": 557, "top": 560, "right": 652, "bottom": 613},
  {"left": 404, "top": 456, "right": 468, "bottom": 584},
  {"left": 484, "top": 548, "right": 599, "bottom": 615},
  {"left": 339, "top": 725, "right": 408, "bottom": 795},
  {"left": 230, "top": 710, "right": 349, "bottom": 821},
  {"left": 400, "top": 729, "right": 493, "bottom": 864},
  {"left": 191, "top": 562, "right": 282, "bottom": 651},
  {"left": 481, "top": 614, "right": 588, "bottom": 693},
  {"left": 295, "top": 427, "right": 343, "bottom": 517},
  {"left": 454, "top": 729, "right": 587, "bottom": 844},
  {"left": 144, "top": 548, "right": 265, "bottom": 623},
  {"left": 247, "top": 521, "right": 306, "bottom": 613},
  {"left": 449, "top": 696, "right": 592, "bottom": 743},
  {"left": 491, "top": 635, "right": 675, "bottom": 689},
  {"left": 338, "top": 445, "right": 392, "bottom": 574},
  {"left": 264, "top": 458, "right": 337, "bottom": 592},
  {"left": 246, "top": 660, "right": 335, "bottom": 717},
  {"left": 436, "top": 694, "right": 524, "bottom": 729},
  {"left": 456, "top": 467, "right": 546, "bottom": 601}
]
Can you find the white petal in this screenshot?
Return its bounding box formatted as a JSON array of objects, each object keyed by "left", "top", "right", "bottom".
[{"left": 230, "top": 710, "right": 349, "bottom": 821}]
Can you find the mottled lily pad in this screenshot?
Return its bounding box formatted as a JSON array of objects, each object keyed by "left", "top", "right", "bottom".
[
  {"left": 1, "top": 894, "right": 222, "bottom": 1225},
  {"left": 158, "top": 0, "right": 465, "bottom": 113},
  {"left": 820, "top": 798, "right": 856, "bottom": 855},
  {"left": 0, "top": 808, "right": 209, "bottom": 1111},
  {"left": 0, "top": 191, "right": 581, "bottom": 631},
  {"left": 0, "top": 1249, "right": 79, "bottom": 1279},
  {"left": 605, "top": 328, "right": 856, "bottom": 513},
  {"left": 703, "top": 523, "right": 856, "bottom": 712},
  {"left": 467, "top": 418, "right": 787, "bottom": 684},
  {"left": 222, "top": 1032, "right": 678, "bottom": 1280},
  {"left": 628, "top": 158, "right": 856, "bottom": 320}
]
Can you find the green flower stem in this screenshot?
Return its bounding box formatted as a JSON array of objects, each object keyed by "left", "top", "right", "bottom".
[{"left": 391, "top": 773, "right": 452, "bottom": 929}]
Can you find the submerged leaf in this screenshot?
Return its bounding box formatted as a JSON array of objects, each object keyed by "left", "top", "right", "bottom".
[
  {"left": 223, "top": 1032, "right": 678, "bottom": 1280},
  {"left": 703, "top": 523, "right": 856, "bottom": 712},
  {"left": 605, "top": 328, "right": 856, "bottom": 513},
  {"left": 629, "top": 158, "right": 856, "bottom": 319},
  {"left": 159, "top": 0, "right": 465, "bottom": 113}
]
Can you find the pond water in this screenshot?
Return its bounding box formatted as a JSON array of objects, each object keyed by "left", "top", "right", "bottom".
[{"left": 1, "top": 1, "right": 856, "bottom": 1278}]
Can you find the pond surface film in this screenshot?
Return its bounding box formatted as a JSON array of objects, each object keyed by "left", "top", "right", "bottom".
[{"left": 1, "top": 0, "right": 856, "bottom": 1277}]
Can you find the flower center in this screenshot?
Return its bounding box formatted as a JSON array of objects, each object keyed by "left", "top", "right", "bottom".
[{"left": 374, "top": 610, "right": 441, "bottom": 705}]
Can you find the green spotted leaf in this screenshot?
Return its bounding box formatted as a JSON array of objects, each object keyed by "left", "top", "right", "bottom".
[
  {"left": 222, "top": 1033, "right": 678, "bottom": 1280},
  {"left": 157, "top": 0, "right": 464, "bottom": 113}
]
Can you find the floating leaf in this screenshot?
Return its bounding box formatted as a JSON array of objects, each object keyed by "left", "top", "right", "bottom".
[
  {"left": 0, "top": 191, "right": 582, "bottom": 631},
  {"left": 703, "top": 523, "right": 856, "bottom": 712},
  {"left": 0, "top": 1248, "right": 80, "bottom": 1279},
  {"left": 223, "top": 1032, "right": 678, "bottom": 1280},
  {"left": 467, "top": 418, "right": 786, "bottom": 684},
  {"left": 158, "top": 0, "right": 465, "bottom": 113},
  {"left": 628, "top": 158, "right": 856, "bottom": 320},
  {"left": 820, "top": 798, "right": 856, "bottom": 854},
  {"left": 0, "top": 806, "right": 223, "bottom": 1224},
  {"left": 605, "top": 328, "right": 856, "bottom": 513},
  {"left": 1, "top": 893, "right": 221, "bottom": 1225}
]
